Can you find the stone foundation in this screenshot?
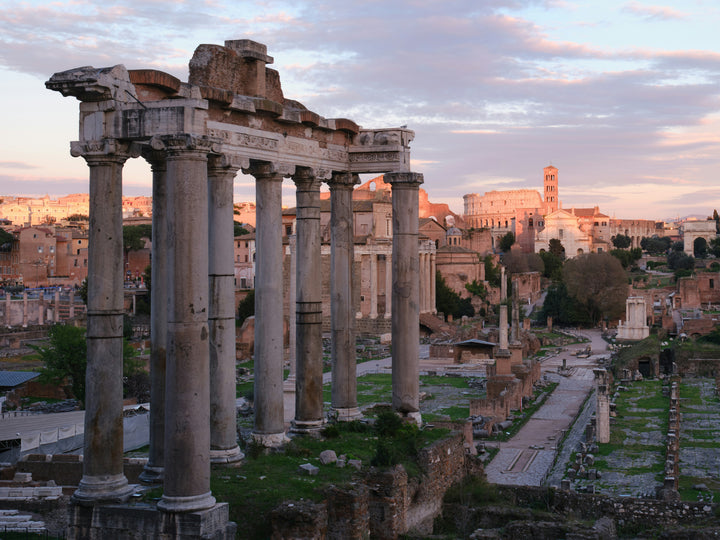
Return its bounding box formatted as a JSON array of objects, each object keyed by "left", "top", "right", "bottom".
[{"left": 67, "top": 502, "right": 235, "bottom": 539}]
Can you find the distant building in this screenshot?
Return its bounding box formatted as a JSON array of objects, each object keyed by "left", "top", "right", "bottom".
[{"left": 463, "top": 165, "right": 559, "bottom": 252}]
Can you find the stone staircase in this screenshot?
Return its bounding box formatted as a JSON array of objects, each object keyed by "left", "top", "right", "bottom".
[{"left": 0, "top": 509, "right": 46, "bottom": 533}]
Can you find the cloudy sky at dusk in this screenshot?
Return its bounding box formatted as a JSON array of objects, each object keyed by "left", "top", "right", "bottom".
[{"left": 2, "top": 0, "right": 720, "bottom": 220}]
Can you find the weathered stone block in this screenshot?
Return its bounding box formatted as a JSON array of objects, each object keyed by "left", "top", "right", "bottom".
[
  {"left": 319, "top": 449, "right": 337, "bottom": 465},
  {"left": 298, "top": 463, "right": 319, "bottom": 476}
]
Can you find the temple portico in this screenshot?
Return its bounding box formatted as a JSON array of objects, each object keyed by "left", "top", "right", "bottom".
[{"left": 47, "top": 39, "right": 422, "bottom": 538}]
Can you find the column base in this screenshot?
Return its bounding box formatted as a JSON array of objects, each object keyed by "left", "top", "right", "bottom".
[
  {"left": 210, "top": 446, "right": 244, "bottom": 464},
  {"left": 384, "top": 313, "right": 392, "bottom": 319},
  {"left": 158, "top": 491, "right": 216, "bottom": 513},
  {"left": 68, "top": 501, "right": 235, "bottom": 539},
  {"left": 72, "top": 473, "right": 135, "bottom": 506},
  {"left": 283, "top": 375, "right": 296, "bottom": 391},
  {"left": 139, "top": 465, "right": 164, "bottom": 485},
  {"left": 290, "top": 419, "right": 324, "bottom": 434},
  {"left": 332, "top": 407, "right": 363, "bottom": 422},
  {"left": 252, "top": 431, "right": 289, "bottom": 447}
]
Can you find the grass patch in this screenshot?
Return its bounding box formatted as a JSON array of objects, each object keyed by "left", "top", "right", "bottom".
[
  {"left": 679, "top": 383, "right": 703, "bottom": 407},
  {"left": 420, "top": 375, "right": 471, "bottom": 389},
  {"left": 592, "top": 380, "right": 669, "bottom": 487},
  {"left": 208, "top": 419, "right": 451, "bottom": 539},
  {"left": 423, "top": 405, "right": 470, "bottom": 422}
]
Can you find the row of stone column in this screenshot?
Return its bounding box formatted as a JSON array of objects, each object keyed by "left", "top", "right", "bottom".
[
  {"left": 72, "top": 133, "right": 424, "bottom": 513},
  {"left": 418, "top": 251, "right": 436, "bottom": 315},
  {"left": 3, "top": 290, "right": 78, "bottom": 327},
  {"left": 356, "top": 252, "right": 392, "bottom": 320}
]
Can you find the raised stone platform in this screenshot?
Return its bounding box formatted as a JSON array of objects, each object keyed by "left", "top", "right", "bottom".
[{"left": 67, "top": 502, "right": 235, "bottom": 539}]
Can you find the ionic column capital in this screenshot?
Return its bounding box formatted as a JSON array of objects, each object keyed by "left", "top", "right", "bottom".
[
  {"left": 70, "top": 139, "right": 141, "bottom": 163},
  {"left": 383, "top": 171, "right": 424, "bottom": 188},
  {"left": 243, "top": 160, "right": 295, "bottom": 179}
]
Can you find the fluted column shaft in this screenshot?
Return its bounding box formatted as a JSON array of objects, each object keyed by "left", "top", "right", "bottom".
[
  {"left": 291, "top": 169, "right": 324, "bottom": 432},
  {"left": 73, "top": 140, "right": 134, "bottom": 505},
  {"left": 385, "top": 172, "right": 424, "bottom": 423},
  {"left": 329, "top": 172, "right": 361, "bottom": 420},
  {"left": 158, "top": 135, "right": 215, "bottom": 513},
  {"left": 247, "top": 162, "right": 287, "bottom": 445},
  {"left": 140, "top": 149, "right": 168, "bottom": 484},
  {"left": 208, "top": 156, "right": 244, "bottom": 463}
]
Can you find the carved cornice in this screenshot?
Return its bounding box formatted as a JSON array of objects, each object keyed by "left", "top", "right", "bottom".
[{"left": 46, "top": 65, "right": 138, "bottom": 103}]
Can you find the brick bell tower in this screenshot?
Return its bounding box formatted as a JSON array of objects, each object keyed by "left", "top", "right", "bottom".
[{"left": 543, "top": 165, "right": 559, "bottom": 214}]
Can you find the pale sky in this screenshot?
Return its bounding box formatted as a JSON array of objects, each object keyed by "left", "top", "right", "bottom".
[{"left": 2, "top": 0, "right": 720, "bottom": 220}]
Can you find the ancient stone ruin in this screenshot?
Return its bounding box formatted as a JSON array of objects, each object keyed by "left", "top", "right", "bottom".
[{"left": 46, "top": 39, "right": 423, "bottom": 538}]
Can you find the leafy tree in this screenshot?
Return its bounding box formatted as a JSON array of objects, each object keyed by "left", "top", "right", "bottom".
[
  {"left": 34, "top": 325, "right": 87, "bottom": 405},
  {"left": 32, "top": 324, "right": 143, "bottom": 407},
  {"left": 465, "top": 279, "right": 487, "bottom": 300},
  {"left": 694, "top": 237, "right": 708, "bottom": 259},
  {"left": 538, "top": 250, "right": 563, "bottom": 281},
  {"left": 674, "top": 268, "right": 694, "bottom": 281},
  {"left": 498, "top": 232, "right": 515, "bottom": 252},
  {"left": 503, "top": 251, "right": 544, "bottom": 275},
  {"left": 540, "top": 282, "right": 593, "bottom": 326},
  {"left": 0, "top": 228, "right": 14, "bottom": 252},
  {"left": 123, "top": 224, "right": 152, "bottom": 253},
  {"left": 610, "top": 247, "right": 642, "bottom": 269},
  {"left": 611, "top": 234, "right": 632, "bottom": 249},
  {"left": 234, "top": 221, "right": 249, "bottom": 237},
  {"left": 436, "top": 272, "right": 474, "bottom": 319},
  {"left": 641, "top": 236, "right": 672, "bottom": 255},
  {"left": 713, "top": 209, "right": 720, "bottom": 234},
  {"left": 562, "top": 253, "right": 627, "bottom": 324},
  {"left": 237, "top": 290, "right": 255, "bottom": 326},
  {"left": 548, "top": 238, "right": 565, "bottom": 258},
  {"left": 483, "top": 255, "right": 502, "bottom": 287},
  {"left": 78, "top": 278, "right": 88, "bottom": 304},
  {"left": 667, "top": 250, "right": 694, "bottom": 271},
  {"left": 710, "top": 237, "right": 720, "bottom": 258},
  {"left": 671, "top": 241, "right": 684, "bottom": 252},
  {"left": 68, "top": 214, "right": 89, "bottom": 222}
]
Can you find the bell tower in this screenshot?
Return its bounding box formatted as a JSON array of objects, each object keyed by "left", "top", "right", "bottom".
[{"left": 543, "top": 165, "right": 558, "bottom": 214}]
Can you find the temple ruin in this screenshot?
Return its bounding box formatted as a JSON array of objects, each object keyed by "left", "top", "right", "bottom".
[{"left": 46, "top": 39, "right": 423, "bottom": 538}]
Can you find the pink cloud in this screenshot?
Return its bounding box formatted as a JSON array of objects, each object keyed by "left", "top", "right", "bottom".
[{"left": 622, "top": 1, "right": 688, "bottom": 21}]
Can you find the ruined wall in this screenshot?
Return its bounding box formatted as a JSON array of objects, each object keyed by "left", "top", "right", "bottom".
[
  {"left": 270, "top": 433, "right": 471, "bottom": 539},
  {"left": 495, "top": 486, "right": 717, "bottom": 529}
]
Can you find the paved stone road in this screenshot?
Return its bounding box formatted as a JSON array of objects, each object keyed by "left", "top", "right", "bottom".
[{"left": 484, "top": 329, "right": 606, "bottom": 486}]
